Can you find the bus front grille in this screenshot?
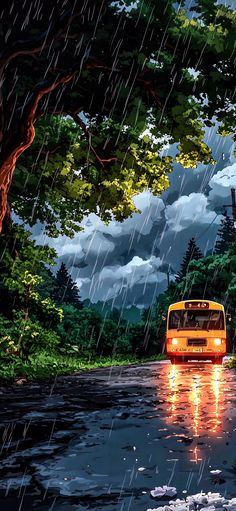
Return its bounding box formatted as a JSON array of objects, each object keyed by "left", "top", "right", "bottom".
[{"left": 187, "top": 339, "right": 207, "bottom": 346}]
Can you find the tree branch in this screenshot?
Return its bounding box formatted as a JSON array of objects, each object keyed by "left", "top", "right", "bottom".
[
  {"left": 70, "top": 112, "right": 118, "bottom": 167},
  {"left": 84, "top": 59, "right": 164, "bottom": 108},
  {"left": 0, "top": 8, "right": 83, "bottom": 72},
  {"left": 0, "top": 7, "right": 84, "bottom": 148},
  {"left": 136, "top": 77, "right": 163, "bottom": 109},
  {"left": 0, "top": 66, "right": 87, "bottom": 231}
]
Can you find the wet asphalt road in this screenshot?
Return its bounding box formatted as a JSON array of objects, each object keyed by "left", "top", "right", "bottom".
[{"left": 0, "top": 360, "right": 236, "bottom": 510}]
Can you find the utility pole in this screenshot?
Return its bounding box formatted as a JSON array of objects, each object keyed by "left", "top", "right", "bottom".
[
  {"left": 223, "top": 187, "right": 236, "bottom": 243},
  {"left": 166, "top": 264, "right": 175, "bottom": 287},
  {"left": 167, "top": 269, "right": 170, "bottom": 287},
  {"left": 231, "top": 188, "right": 236, "bottom": 223}
]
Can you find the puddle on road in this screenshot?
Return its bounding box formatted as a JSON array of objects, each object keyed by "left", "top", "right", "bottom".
[{"left": 0, "top": 363, "right": 236, "bottom": 510}]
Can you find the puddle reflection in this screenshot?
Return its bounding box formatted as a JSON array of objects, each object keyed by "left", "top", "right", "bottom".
[{"left": 165, "top": 364, "right": 224, "bottom": 460}]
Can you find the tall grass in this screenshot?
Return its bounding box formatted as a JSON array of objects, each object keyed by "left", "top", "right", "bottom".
[{"left": 0, "top": 352, "right": 166, "bottom": 384}]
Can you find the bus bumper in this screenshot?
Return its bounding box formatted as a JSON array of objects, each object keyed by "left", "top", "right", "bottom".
[
  {"left": 167, "top": 351, "right": 226, "bottom": 357},
  {"left": 167, "top": 351, "right": 226, "bottom": 363}
]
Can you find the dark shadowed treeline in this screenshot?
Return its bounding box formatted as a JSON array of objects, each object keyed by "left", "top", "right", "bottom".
[{"left": 157, "top": 218, "right": 236, "bottom": 350}]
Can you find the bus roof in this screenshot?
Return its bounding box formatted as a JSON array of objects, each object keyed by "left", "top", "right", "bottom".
[{"left": 168, "top": 300, "right": 224, "bottom": 311}]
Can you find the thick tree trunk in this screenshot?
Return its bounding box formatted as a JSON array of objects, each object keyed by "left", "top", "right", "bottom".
[
  {"left": 2, "top": 201, "right": 12, "bottom": 234},
  {"left": 1, "top": 199, "right": 19, "bottom": 258}
]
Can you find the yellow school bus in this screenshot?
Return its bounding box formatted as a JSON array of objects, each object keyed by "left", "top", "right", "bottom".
[{"left": 166, "top": 300, "right": 226, "bottom": 364}]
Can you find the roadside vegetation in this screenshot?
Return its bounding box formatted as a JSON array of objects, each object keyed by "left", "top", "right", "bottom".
[
  {"left": 0, "top": 353, "right": 166, "bottom": 384},
  {"left": 225, "top": 358, "right": 236, "bottom": 369},
  {"left": 1, "top": 206, "right": 236, "bottom": 383},
  {"left": 0, "top": 223, "right": 166, "bottom": 384}
]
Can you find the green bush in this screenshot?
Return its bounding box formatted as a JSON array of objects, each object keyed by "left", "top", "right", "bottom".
[
  {"left": 0, "top": 313, "right": 60, "bottom": 360},
  {"left": 96, "top": 319, "right": 120, "bottom": 355},
  {"left": 57, "top": 305, "right": 102, "bottom": 355},
  {"left": 112, "top": 335, "right": 133, "bottom": 355}
]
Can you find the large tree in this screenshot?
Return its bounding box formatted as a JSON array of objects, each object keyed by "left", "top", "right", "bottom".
[{"left": 0, "top": 0, "right": 236, "bottom": 232}]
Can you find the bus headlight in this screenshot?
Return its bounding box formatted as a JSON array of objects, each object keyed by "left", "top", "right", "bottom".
[
  {"left": 172, "top": 338, "right": 178, "bottom": 345},
  {"left": 214, "top": 338, "right": 221, "bottom": 346}
]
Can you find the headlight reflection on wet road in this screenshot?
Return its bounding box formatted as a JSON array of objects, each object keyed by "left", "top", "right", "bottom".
[
  {"left": 166, "top": 364, "right": 224, "bottom": 461},
  {"left": 211, "top": 366, "right": 222, "bottom": 433}
]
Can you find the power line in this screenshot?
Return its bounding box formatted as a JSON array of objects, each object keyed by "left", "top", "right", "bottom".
[
  {"left": 196, "top": 187, "right": 236, "bottom": 244},
  {"left": 195, "top": 213, "right": 219, "bottom": 242}
]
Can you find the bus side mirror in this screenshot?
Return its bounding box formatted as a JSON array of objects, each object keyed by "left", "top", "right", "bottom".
[
  {"left": 226, "top": 313, "right": 232, "bottom": 322},
  {"left": 162, "top": 315, "right": 167, "bottom": 321}
]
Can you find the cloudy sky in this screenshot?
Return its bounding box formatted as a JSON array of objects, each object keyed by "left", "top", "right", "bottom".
[{"left": 34, "top": 127, "right": 236, "bottom": 310}]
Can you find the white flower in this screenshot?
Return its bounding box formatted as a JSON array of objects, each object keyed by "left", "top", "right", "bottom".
[
  {"left": 207, "top": 493, "right": 223, "bottom": 499},
  {"left": 169, "top": 499, "right": 187, "bottom": 506},
  {"left": 150, "top": 488, "right": 166, "bottom": 498},
  {"left": 171, "top": 505, "right": 189, "bottom": 511},
  {"left": 150, "top": 486, "right": 177, "bottom": 498},
  {"left": 147, "top": 507, "right": 172, "bottom": 511},
  {"left": 185, "top": 493, "right": 227, "bottom": 507},
  {"left": 186, "top": 494, "right": 208, "bottom": 505},
  {"left": 165, "top": 487, "right": 177, "bottom": 497},
  {"left": 206, "top": 496, "right": 228, "bottom": 508},
  {"left": 147, "top": 489, "right": 233, "bottom": 511}
]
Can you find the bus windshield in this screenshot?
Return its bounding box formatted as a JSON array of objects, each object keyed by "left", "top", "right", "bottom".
[{"left": 168, "top": 309, "right": 224, "bottom": 330}]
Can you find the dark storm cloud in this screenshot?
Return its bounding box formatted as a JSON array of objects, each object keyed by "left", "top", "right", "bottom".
[
  {"left": 79, "top": 255, "right": 168, "bottom": 309},
  {"left": 34, "top": 131, "right": 236, "bottom": 308},
  {"left": 162, "top": 126, "right": 235, "bottom": 204}
]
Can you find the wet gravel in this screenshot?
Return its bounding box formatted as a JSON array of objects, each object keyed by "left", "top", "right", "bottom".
[{"left": 0, "top": 360, "right": 236, "bottom": 510}]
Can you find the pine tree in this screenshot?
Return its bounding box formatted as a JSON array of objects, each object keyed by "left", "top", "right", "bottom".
[
  {"left": 176, "top": 238, "right": 203, "bottom": 283},
  {"left": 54, "top": 262, "right": 82, "bottom": 308},
  {"left": 214, "top": 211, "right": 235, "bottom": 255}
]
